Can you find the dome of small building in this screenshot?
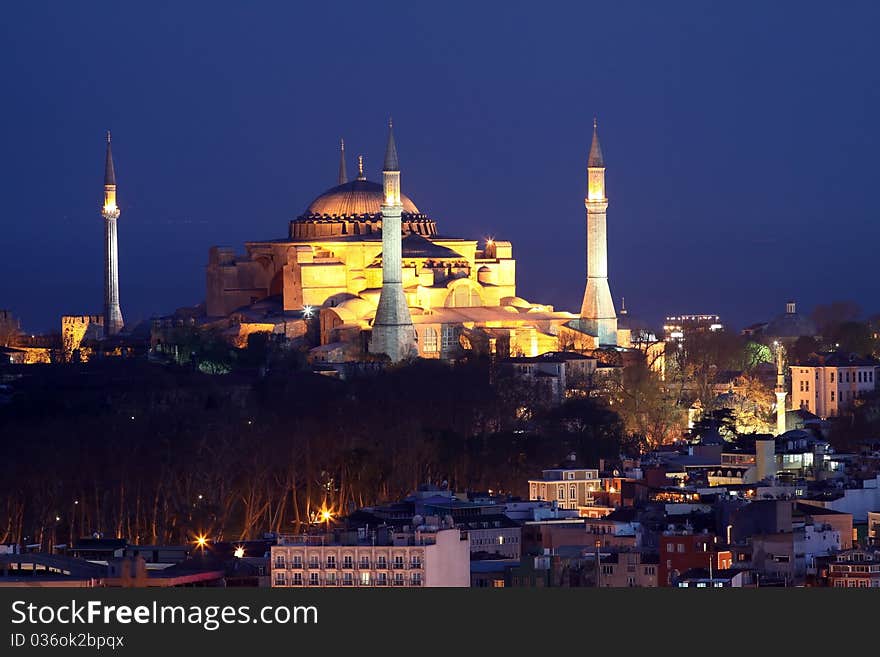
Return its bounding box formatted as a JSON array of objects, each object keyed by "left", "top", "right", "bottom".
[{"left": 765, "top": 301, "right": 818, "bottom": 339}]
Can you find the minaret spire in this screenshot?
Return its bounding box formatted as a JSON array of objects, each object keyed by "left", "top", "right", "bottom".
[
  {"left": 383, "top": 117, "right": 399, "bottom": 171},
  {"left": 337, "top": 138, "right": 347, "bottom": 185},
  {"left": 579, "top": 116, "right": 617, "bottom": 346},
  {"left": 588, "top": 117, "right": 604, "bottom": 168},
  {"left": 370, "top": 119, "right": 416, "bottom": 362},
  {"left": 101, "top": 131, "right": 124, "bottom": 336},
  {"left": 104, "top": 131, "right": 116, "bottom": 186}
]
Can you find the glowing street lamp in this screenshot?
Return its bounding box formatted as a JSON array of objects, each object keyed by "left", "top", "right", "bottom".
[
  {"left": 303, "top": 305, "right": 315, "bottom": 319},
  {"left": 233, "top": 546, "right": 245, "bottom": 559},
  {"left": 195, "top": 534, "right": 208, "bottom": 551}
]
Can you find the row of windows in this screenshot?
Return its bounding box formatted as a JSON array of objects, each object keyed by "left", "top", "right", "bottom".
[
  {"left": 274, "top": 571, "right": 422, "bottom": 586},
  {"left": 274, "top": 554, "right": 421, "bottom": 570},
  {"left": 666, "top": 543, "right": 708, "bottom": 553},
  {"left": 471, "top": 536, "right": 519, "bottom": 546},
  {"left": 831, "top": 564, "right": 880, "bottom": 573},
  {"left": 832, "top": 578, "right": 880, "bottom": 587},
  {"left": 803, "top": 369, "right": 875, "bottom": 384},
  {"left": 414, "top": 326, "right": 459, "bottom": 353},
  {"left": 558, "top": 484, "right": 580, "bottom": 499}
]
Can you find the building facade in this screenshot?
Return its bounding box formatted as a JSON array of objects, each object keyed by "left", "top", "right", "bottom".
[
  {"left": 828, "top": 548, "right": 880, "bottom": 588},
  {"left": 270, "top": 527, "right": 470, "bottom": 588},
  {"left": 790, "top": 353, "right": 878, "bottom": 418},
  {"left": 529, "top": 466, "right": 603, "bottom": 512}
]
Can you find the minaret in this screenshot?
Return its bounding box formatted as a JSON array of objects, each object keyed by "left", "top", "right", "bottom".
[
  {"left": 337, "top": 138, "right": 347, "bottom": 185},
  {"left": 101, "top": 131, "right": 124, "bottom": 336},
  {"left": 369, "top": 120, "right": 416, "bottom": 362},
  {"left": 579, "top": 118, "right": 617, "bottom": 345},
  {"left": 775, "top": 342, "right": 787, "bottom": 435}
]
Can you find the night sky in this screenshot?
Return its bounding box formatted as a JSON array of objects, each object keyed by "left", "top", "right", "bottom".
[{"left": 2, "top": 1, "right": 879, "bottom": 333}]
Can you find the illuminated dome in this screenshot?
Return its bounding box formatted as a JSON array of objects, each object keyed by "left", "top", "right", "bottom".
[
  {"left": 305, "top": 179, "right": 420, "bottom": 216},
  {"left": 290, "top": 178, "right": 437, "bottom": 240}
]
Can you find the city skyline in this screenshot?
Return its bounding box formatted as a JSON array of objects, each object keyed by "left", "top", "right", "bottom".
[{"left": 2, "top": 2, "right": 879, "bottom": 333}]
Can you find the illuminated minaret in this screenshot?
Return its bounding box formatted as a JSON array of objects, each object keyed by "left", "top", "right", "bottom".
[
  {"left": 579, "top": 118, "right": 617, "bottom": 345},
  {"left": 101, "top": 131, "right": 124, "bottom": 336},
  {"left": 337, "top": 138, "right": 347, "bottom": 185},
  {"left": 369, "top": 120, "right": 416, "bottom": 362},
  {"left": 775, "top": 342, "right": 787, "bottom": 435}
]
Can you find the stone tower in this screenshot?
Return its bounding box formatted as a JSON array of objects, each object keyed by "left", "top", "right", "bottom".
[
  {"left": 369, "top": 120, "right": 416, "bottom": 362},
  {"left": 579, "top": 118, "right": 617, "bottom": 345},
  {"left": 775, "top": 342, "right": 787, "bottom": 435},
  {"left": 102, "top": 131, "right": 124, "bottom": 336}
]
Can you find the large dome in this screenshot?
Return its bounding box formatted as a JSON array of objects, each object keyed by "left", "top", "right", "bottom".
[
  {"left": 290, "top": 178, "right": 437, "bottom": 240},
  {"left": 305, "top": 179, "right": 419, "bottom": 216}
]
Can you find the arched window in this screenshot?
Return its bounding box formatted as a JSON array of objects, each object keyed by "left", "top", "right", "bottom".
[{"left": 446, "top": 284, "right": 482, "bottom": 308}]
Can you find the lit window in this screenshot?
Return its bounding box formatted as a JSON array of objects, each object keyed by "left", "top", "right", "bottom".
[{"left": 423, "top": 327, "right": 438, "bottom": 353}]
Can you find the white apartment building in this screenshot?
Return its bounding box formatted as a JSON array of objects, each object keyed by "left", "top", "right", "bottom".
[
  {"left": 270, "top": 526, "right": 469, "bottom": 588},
  {"left": 528, "top": 465, "right": 602, "bottom": 511},
  {"left": 790, "top": 353, "right": 877, "bottom": 418}
]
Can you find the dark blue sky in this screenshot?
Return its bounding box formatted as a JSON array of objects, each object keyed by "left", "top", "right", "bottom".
[{"left": 2, "top": 1, "right": 879, "bottom": 333}]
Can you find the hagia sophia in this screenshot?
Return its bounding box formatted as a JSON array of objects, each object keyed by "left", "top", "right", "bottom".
[
  {"left": 203, "top": 120, "right": 624, "bottom": 362},
  {"left": 6, "top": 119, "right": 635, "bottom": 365}
]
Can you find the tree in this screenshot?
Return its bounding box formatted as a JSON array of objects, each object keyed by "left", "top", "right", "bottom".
[
  {"left": 604, "top": 359, "right": 686, "bottom": 448},
  {"left": 811, "top": 301, "right": 861, "bottom": 337},
  {"left": 725, "top": 374, "right": 775, "bottom": 434},
  {"left": 789, "top": 336, "right": 820, "bottom": 365},
  {"left": 826, "top": 321, "right": 873, "bottom": 356},
  {"left": 0, "top": 313, "right": 20, "bottom": 347}
]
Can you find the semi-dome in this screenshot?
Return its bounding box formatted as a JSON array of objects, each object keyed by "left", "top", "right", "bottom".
[{"left": 305, "top": 179, "right": 420, "bottom": 216}]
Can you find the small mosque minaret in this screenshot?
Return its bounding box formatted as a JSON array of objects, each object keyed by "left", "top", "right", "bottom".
[
  {"left": 579, "top": 117, "right": 618, "bottom": 345},
  {"left": 337, "top": 138, "right": 347, "bottom": 185},
  {"left": 102, "top": 131, "right": 124, "bottom": 336},
  {"left": 369, "top": 119, "right": 416, "bottom": 362},
  {"left": 775, "top": 342, "right": 788, "bottom": 435}
]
